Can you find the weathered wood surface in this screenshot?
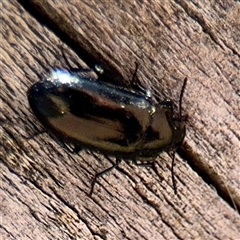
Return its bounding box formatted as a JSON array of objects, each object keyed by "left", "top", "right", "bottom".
[{"left": 1, "top": 0, "right": 239, "bottom": 239}]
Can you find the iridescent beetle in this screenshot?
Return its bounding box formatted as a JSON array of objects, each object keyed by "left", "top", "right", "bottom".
[{"left": 28, "top": 59, "right": 187, "bottom": 195}]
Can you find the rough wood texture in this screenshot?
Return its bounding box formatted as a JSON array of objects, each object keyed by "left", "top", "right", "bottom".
[{"left": 1, "top": 0, "right": 239, "bottom": 239}]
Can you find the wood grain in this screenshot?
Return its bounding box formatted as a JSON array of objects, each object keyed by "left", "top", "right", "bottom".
[{"left": 1, "top": 0, "right": 239, "bottom": 239}]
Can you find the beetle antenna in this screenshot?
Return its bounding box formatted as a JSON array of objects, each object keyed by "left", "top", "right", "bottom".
[{"left": 179, "top": 77, "right": 187, "bottom": 121}]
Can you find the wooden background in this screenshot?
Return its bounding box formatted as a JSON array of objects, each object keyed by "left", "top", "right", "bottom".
[{"left": 1, "top": 0, "right": 239, "bottom": 239}]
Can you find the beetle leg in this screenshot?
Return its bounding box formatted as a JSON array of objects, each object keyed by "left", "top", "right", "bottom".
[
  {"left": 130, "top": 62, "right": 144, "bottom": 91},
  {"left": 61, "top": 46, "right": 81, "bottom": 71},
  {"left": 130, "top": 62, "right": 153, "bottom": 98},
  {"left": 26, "top": 129, "right": 47, "bottom": 140},
  {"left": 72, "top": 146, "right": 82, "bottom": 154},
  {"left": 61, "top": 47, "right": 103, "bottom": 76},
  {"left": 168, "top": 151, "right": 177, "bottom": 195},
  {"left": 89, "top": 158, "right": 122, "bottom": 196},
  {"left": 130, "top": 62, "right": 139, "bottom": 87}
]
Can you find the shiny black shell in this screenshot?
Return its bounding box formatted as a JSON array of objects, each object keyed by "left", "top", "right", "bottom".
[{"left": 28, "top": 69, "right": 185, "bottom": 159}]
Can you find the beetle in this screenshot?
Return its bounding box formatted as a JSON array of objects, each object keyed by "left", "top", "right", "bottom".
[{"left": 28, "top": 64, "right": 187, "bottom": 195}]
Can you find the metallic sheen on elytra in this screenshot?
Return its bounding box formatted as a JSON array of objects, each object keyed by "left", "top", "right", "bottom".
[{"left": 28, "top": 69, "right": 186, "bottom": 159}]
